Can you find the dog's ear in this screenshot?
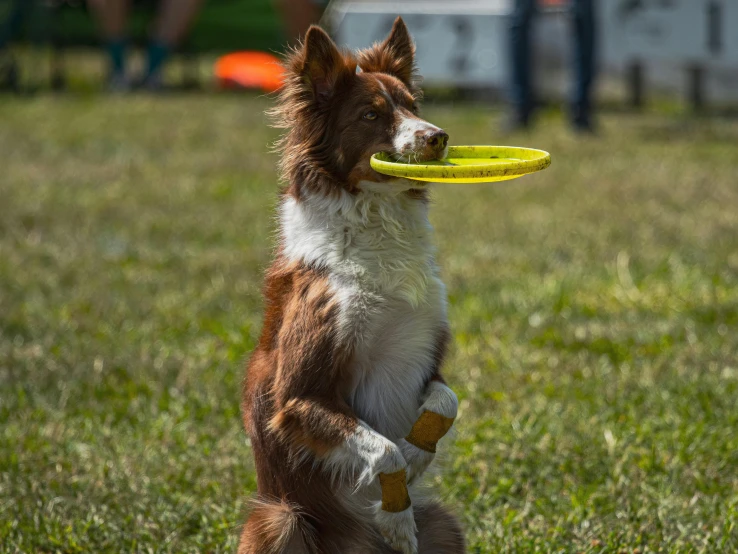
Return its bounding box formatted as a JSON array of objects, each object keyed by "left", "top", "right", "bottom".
[
  {"left": 358, "top": 17, "right": 417, "bottom": 90},
  {"left": 300, "top": 26, "right": 350, "bottom": 102}
]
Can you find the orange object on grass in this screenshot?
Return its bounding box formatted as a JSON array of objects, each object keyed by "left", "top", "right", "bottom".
[{"left": 215, "top": 51, "right": 285, "bottom": 93}]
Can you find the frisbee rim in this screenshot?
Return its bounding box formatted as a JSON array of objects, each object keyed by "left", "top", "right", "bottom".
[{"left": 369, "top": 145, "right": 551, "bottom": 183}]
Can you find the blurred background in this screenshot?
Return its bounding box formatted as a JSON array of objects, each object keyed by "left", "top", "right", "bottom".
[{"left": 1, "top": 1, "right": 737, "bottom": 553}]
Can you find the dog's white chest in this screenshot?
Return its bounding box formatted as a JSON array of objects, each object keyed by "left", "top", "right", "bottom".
[
  {"left": 339, "top": 277, "right": 447, "bottom": 440},
  {"left": 280, "top": 189, "right": 448, "bottom": 439}
]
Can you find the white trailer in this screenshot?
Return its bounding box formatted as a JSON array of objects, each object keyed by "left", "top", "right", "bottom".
[{"left": 325, "top": 0, "right": 738, "bottom": 107}]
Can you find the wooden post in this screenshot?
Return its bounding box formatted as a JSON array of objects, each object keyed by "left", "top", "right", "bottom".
[
  {"left": 687, "top": 64, "right": 705, "bottom": 112},
  {"left": 627, "top": 60, "right": 644, "bottom": 108}
]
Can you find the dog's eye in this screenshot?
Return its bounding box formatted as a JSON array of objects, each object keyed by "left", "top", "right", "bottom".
[{"left": 363, "top": 111, "right": 378, "bottom": 121}]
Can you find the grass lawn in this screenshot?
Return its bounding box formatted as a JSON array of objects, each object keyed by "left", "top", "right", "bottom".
[{"left": 1, "top": 93, "right": 737, "bottom": 553}]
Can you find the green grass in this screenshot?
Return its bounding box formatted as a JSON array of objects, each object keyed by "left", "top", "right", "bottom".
[{"left": 1, "top": 93, "right": 737, "bottom": 553}]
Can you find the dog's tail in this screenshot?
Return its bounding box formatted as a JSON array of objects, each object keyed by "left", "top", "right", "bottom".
[{"left": 238, "top": 497, "right": 316, "bottom": 554}]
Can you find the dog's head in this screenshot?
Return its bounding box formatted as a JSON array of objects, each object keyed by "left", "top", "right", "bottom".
[{"left": 273, "top": 17, "right": 448, "bottom": 197}]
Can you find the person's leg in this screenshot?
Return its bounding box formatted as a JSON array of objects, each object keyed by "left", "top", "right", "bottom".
[
  {"left": 571, "top": 0, "right": 596, "bottom": 130},
  {"left": 143, "top": 0, "right": 205, "bottom": 85},
  {"left": 87, "top": 0, "right": 131, "bottom": 84},
  {"left": 508, "top": 0, "right": 536, "bottom": 128},
  {"left": 0, "top": 0, "right": 26, "bottom": 50},
  {"left": 273, "top": 0, "right": 323, "bottom": 46}
]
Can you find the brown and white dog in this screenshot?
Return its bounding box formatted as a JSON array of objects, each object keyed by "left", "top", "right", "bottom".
[{"left": 238, "top": 18, "right": 465, "bottom": 554}]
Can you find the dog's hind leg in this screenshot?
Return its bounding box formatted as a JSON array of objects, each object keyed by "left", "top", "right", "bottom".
[
  {"left": 415, "top": 501, "right": 465, "bottom": 554},
  {"left": 238, "top": 498, "right": 316, "bottom": 554}
]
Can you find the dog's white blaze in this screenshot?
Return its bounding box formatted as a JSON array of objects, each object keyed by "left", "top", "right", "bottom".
[{"left": 392, "top": 115, "right": 439, "bottom": 156}]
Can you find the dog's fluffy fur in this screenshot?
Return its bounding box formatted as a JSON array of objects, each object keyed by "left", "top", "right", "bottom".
[{"left": 238, "top": 18, "right": 464, "bottom": 554}]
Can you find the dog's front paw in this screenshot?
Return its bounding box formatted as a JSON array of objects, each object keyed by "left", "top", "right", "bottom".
[
  {"left": 355, "top": 440, "right": 407, "bottom": 498},
  {"left": 420, "top": 381, "right": 458, "bottom": 420},
  {"left": 375, "top": 505, "right": 418, "bottom": 554},
  {"left": 397, "top": 439, "right": 435, "bottom": 485}
]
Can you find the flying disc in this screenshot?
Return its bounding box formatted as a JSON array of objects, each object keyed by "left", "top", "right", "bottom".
[
  {"left": 215, "top": 51, "right": 284, "bottom": 93},
  {"left": 370, "top": 146, "right": 551, "bottom": 184}
]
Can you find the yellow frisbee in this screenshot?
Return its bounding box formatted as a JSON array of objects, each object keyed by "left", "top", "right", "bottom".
[{"left": 370, "top": 145, "right": 551, "bottom": 184}]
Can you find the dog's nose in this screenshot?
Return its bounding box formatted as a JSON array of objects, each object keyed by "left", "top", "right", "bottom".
[{"left": 425, "top": 129, "right": 449, "bottom": 151}]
